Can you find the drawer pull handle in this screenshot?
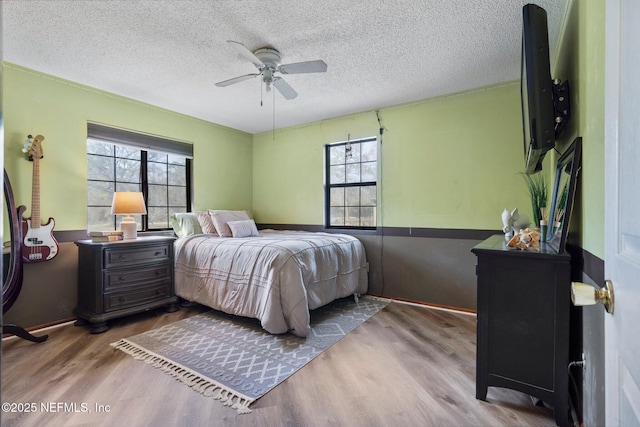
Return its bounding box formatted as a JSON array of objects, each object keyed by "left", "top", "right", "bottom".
[
  {"left": 156, "top": 290, "right": 162, "bottom": 295},
  {"left": 155, "top": 251, "right": 162, "bottom": 256},
  {"left": 119, "top": 296, "right": 125, "bottom": 302},
  {"left": 118, "top": 255, "right": 126, "bottom": 261},
  {"left": 119, "top": 276, "right": 126, "bottom": 281},
  {"left": 155, "top": 271, "right": 161, "bottom": 276}
]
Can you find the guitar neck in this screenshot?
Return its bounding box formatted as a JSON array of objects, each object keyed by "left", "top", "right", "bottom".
[{"left": 31, "top": 156, "right": 41, "bottom": 228}]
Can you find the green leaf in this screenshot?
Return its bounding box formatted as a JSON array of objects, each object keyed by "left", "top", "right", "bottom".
[{"left": 519, "top": 172, "right": 548, "bottom": 227}]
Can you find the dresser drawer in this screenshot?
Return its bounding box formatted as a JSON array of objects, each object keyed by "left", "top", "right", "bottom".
[
  {"left": 104, "top": 243, "right": 171, "bottom": 268},
  {"left": 104, "top": 264, "right": 171, "bottom": 290},
  {"left": 104, "top": 283, "right": 171, "bottom": 312}
]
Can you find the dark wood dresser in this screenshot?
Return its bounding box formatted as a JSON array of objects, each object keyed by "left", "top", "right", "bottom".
[
  {"left": 471, "top": 234, "right": 580, "bottom": 427},
  {"left": 75, "top": 235, "right": 178, "bottom": 333}
]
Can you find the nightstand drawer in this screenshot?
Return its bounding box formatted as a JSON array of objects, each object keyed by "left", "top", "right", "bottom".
[
  {"left": 104, "top": 244, "right": 171, "bottom": 267},
  {"left": 104, "top": 265, "right": 171, "bottom": 290},
  {"left": 104, "top": 283, "right": 171, "bottom": 312}
]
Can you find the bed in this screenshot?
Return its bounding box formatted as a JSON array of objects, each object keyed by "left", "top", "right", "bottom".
[{"left": 171, "top": 212, "right": 368, "bottom": 337}]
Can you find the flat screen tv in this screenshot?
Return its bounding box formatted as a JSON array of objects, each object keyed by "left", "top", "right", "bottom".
[{"left": 521, "top": 3, "right": 569, "bottom": 174}]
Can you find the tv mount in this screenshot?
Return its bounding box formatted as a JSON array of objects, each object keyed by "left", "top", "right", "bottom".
[{"left": 553, "top": 79, "right": 571, "bottom": 138}]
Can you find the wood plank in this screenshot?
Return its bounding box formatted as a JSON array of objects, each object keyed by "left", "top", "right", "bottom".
[{"left": 1, "top": 302, "right": 556, "bottom": 426}]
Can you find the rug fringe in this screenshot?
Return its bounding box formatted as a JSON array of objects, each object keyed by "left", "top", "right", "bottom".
[{"left": 111, "top": 339, "right": 255, "bottom": 414}]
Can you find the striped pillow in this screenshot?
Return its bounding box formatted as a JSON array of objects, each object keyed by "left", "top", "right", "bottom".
[{"left": 227, "top": 219, "right": 260, "bottom": 238}]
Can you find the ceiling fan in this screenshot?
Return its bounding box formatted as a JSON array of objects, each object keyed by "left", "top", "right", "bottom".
[{"left": 215, "top": 40, "right": 327, "bottom": 100}]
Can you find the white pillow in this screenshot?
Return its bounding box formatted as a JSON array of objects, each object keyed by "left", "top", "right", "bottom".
[
  {"left": 208, "top": 210, "right": 251, "bottom": 237},
  {"left": 195, "top": 211, "right": 218, "bottom": 235},
  {"left": 227, "top": 220, "right": 260, "bottom": 238},
  {"left": 170, "top": 212, "right": 203, "bottom": 238}
]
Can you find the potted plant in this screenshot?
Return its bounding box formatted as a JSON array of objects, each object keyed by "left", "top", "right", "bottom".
[{"left": 521, "top": 172, "right": 548, "bottom": 228}]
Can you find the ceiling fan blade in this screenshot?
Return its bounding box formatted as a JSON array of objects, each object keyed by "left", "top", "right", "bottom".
[
  {"left": 227, "top": 40, "right": 263, "bottom": 68},
  {"left": 215, "top": 73, "right": 259, "bottom": 87},
  {"left": 278, "top": 60, "right": 327, "bottom": 74},
  {"left": 273, "top": 77, "right": 298, "bottom": 100}
]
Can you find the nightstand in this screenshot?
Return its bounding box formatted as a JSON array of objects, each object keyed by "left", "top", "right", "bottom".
[{"left": 74, "top": 235, "right": 178, "bottom": 333}]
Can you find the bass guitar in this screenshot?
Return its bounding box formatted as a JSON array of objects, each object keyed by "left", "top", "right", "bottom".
[{"left": 21, "top": 134, "right": 59, "bottom": 263}]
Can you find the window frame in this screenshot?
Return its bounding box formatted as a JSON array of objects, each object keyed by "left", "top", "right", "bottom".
[
  {"left": 324, "top": 137, "right": 378, "bottom": 230},
  {"left": 140, "top": 151, "right": 193, "bottom": 231},
  {"left": 86, "top": 123, "right": 193, "bottom": 232}
]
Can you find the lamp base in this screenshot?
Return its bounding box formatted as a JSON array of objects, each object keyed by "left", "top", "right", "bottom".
[{"left": 120, "top": 217, "right": 138, "bottom": 239}]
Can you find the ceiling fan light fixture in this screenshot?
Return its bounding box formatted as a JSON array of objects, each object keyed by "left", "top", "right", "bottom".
[{"left": 263, "top": 69, "right": 274, "bottom": 92}]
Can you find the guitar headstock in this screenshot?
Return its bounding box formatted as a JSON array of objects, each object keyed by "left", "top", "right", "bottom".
[{"left": 22, "top": 134, "right": 45, "bottom": 161}]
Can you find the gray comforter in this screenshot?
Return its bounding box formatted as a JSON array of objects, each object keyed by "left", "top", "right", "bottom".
[{"left": 174, "top": 230, "right": 368, "bottom": 337}]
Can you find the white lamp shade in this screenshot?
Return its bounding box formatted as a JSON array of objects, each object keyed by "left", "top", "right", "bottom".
[
  {"left": 111, "top": 192, "right": 146, "bottom": 239},
  {"left": 111, "top": 192, "right": 147, "bottom": 215}
]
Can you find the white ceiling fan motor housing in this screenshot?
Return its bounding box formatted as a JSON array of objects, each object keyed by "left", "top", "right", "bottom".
[
  {"left": 254, "top": 47, "right": 282, "bottom": 67},
  {"left": 254, "top": 48, "right": 281, "bottom": 90}
]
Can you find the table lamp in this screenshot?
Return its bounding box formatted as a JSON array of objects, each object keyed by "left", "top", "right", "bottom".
[{"left": 111, "top": 191, "right": 147, "bottom": 239}]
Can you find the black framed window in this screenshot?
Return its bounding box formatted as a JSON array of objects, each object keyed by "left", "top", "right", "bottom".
[
  {"left": 86, "top": 123, "right": 192, "bottom": 232},
  {"left": 325, "top": 137, "right": 377, "bottom": 229}
]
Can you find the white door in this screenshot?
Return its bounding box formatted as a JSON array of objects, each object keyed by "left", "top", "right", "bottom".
[{"left": 604, "top": 0, "right": 640, "bottom": 425}]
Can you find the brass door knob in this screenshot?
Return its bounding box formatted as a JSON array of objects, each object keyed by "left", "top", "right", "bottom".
[{"left": 571, "top": 280, "right": 614, "bottom": 314}]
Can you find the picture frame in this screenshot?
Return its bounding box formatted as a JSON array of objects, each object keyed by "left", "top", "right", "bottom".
[{"left": 546, "top": 137, "right": 582, "bottom": 253}]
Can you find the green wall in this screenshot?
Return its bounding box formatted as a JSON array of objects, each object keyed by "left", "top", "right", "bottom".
[
  {"left": 2, "top": 62, "right": 254, "bottom": 231},
  {"left": 551, "top": 1, "right": 606, "bottom": 425},
  {"left": 253, "top": 84, "right": 532, "bottom": 230},
  {"left": 553, "top": 0, "right": 605, "bottom": 259}
]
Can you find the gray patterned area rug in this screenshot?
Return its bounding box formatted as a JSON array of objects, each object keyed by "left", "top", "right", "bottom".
[{"left": 111, "top": 295, "right": 389, "bottom": 414}]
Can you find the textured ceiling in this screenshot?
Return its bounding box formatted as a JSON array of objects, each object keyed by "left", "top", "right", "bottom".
[{"left": 3, "top": 0, "right": 568, "bottom": 134}]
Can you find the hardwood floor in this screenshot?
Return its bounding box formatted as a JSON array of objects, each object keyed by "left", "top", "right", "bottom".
[{"left": 1, "top": 302, "right": 556, "bottom": 427}]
